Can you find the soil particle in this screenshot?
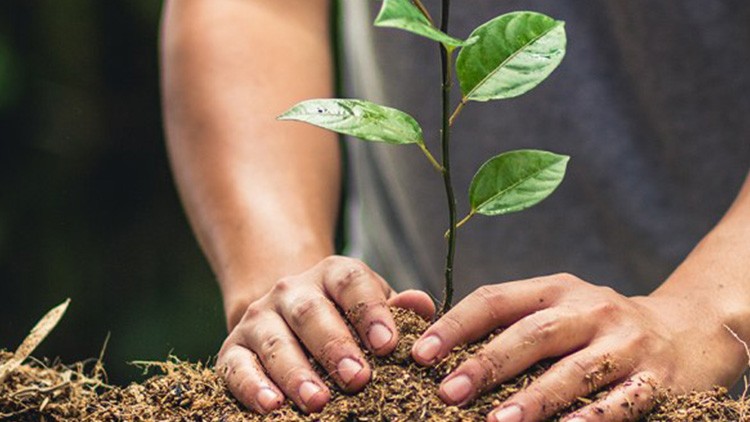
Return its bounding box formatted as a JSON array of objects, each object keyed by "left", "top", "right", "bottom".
[{"left": 1, "top": 308, "right": 748, "bottom": 421}]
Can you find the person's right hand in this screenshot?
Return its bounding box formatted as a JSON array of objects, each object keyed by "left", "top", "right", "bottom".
[{"left": 215, "top": 255, "right": 435, "bottom": 414}]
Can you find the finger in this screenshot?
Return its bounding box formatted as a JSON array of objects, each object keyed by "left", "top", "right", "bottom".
[
  {"left": 387, "top": 289, "right": 436, "bottom": 320},
  {"left": 413, "top": 275, "right": 570, "bottom": 365},
  {"left": 562, "top": 372, "right": 658, "bottom": 422},
  {"left": 486, "top": 346, "right": 631, "bottom": 421},
  {"left": 438, "top": 307, "right": 597, "bottom": 406},
  {"left": 240, "top": 309, "right": 331, "bottom": 413},
  {"left": 321, "top": 257, "right": 400, "bottom": 354},
  {"left": 273, "top": 282, "right": 372, "bottom": 391},
  {"left": 216, "top": 344, "right": 284, "bottom": 414}
]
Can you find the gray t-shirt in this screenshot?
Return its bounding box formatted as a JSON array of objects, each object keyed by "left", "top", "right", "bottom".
[{"left": 340, "top": 1, "right": 750, "bottom": 300}]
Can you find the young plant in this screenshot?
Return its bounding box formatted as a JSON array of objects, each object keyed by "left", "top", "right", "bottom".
[{"left": 279, "top": 0, "right": 569, "bottom": 316}]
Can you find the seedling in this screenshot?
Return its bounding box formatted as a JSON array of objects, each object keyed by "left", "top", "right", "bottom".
[{"left": 279, "top": 0, "right": 569, "bottom": 315}]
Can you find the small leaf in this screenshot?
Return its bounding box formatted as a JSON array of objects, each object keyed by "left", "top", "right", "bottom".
[
  {"left": 278, "top": 98, "right": 423, "bottom": 145},
  {"left": 374, "top": 0, "right": 467, "bottom": 47},
  {"left": 456, "top": 11, "right": 566, "bottom": 101},
  {"left": 469, "top": 150, "right": 569, "bottom": 216}
]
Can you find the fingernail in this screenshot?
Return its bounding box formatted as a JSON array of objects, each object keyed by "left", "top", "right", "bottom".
[
  {"left": 256, "top": 387, "right": 281, "bottom": 412},
  {"left": 490, "top": 405, "right": 523, "bottom": 422},
  {"left": 337, "top": 357, "right": 364, "bottom": 385},
  {"left": 414, "top": 335, "right": 442, "bottom": 363},
  {"left": 441, "top": 374, "right": 473, "bottom": 404},
  {"left": 299, "top": 381, "right": 323, "bottom": 406},
  {"left": 566, "top": 418, "right": 586, "bottom": 422},
  {"left": 368, "top": 322, "right": 393, "bottom": 350}
]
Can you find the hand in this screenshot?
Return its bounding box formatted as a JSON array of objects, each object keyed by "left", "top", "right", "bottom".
[
  {"left": 410, "top": 273, "right": 747, "bottom": 421},
  {"left": 216, "top": 255, "right": 435, "bottom": 414}
]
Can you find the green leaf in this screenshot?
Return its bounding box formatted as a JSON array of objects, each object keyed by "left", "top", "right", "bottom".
[
  {"left": 374, "top": 0, "right": 467, "bottom": 47},
  {"left": 469, "top": 150, "right": 569, "bottom": 216},
  {"left": 278, "top": 98, "right": 423, "bottom": 145},
  {"left": 456, "top": 11, "right": 566, "bottom": 101}
]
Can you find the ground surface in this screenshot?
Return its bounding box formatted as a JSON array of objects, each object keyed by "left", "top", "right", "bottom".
[{"left": 1, "top": 308, "right": 748, "bottom": 421}]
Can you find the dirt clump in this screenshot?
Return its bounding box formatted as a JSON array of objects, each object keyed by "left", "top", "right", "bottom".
[{"left": 1, "top": 308, "right": 749, "bottom": 421}]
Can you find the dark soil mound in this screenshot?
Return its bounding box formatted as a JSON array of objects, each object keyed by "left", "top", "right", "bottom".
[{"left": 1, "top": 308, "right": 748, "bottom": 421}]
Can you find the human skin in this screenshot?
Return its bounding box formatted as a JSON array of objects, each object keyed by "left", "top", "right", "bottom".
[
  {"left": 412, "top": 174, "right": 750, "bottom": 420},
  {"left": 161, "top": 0, "right": 750, "bottom": 420},
  {"left": 161, "top": 0, "right": 434, "bottom": 414}
]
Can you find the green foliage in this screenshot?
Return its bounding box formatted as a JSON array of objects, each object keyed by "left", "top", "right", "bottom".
[
  {"left": 278, "top": 98, "right": 423, "bottom": 145},
  {"left": 469, "top": 150, "right": 569, "bottom": 216},
  {"left": 456, "top": 11, "right": 566, "bottom": 102},
  {"left": 280, "top": 3, "right": 571, "bottom": 310},
  {"left": 374, "top": 0, "right": 468, "bottom": 47}
]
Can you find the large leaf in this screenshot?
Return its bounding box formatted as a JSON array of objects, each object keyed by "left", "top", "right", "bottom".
[
  {"left": 374, "top": 0, "right": 467, "bottom": 47},
  {"left": 469, "top": 150, "right": 569, "bottom": 216},
  {"left": 456, "top": 11, "right": 566, "bottom": 102},
  {"left": 278, "top": 99, "right": 423, "bottom": 145}
]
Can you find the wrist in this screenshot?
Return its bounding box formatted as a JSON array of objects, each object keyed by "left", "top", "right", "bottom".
[
  {"left": 218, "top": 239, "right": 334, "bottom": 330},
  {"left": 651, "top": 222, "right": 750, "bottom": 369}
]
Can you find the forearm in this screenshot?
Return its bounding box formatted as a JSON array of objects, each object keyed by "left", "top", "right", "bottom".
[
  {"left": 160, "top": 0, "right": 338, "bottom": 327},
  {"left": 653, "top": 171, "right": 750, "bottom": 348}
]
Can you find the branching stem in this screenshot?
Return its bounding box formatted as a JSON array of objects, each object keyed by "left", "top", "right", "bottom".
[
  {"left": 417, "top": 142, "right": 444, "bottom": 172},
  {"left": 438, "top": 0, "right": 457, "bottom": 316},
  {"left": 449, "top": 98, "right": 467, "bottom": 126},
  {"left": 455, "top": 210, "right": 475, "bottom": 229}
]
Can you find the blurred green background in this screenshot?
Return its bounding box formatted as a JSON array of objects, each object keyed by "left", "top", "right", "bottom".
[{"left": 0, "top": 1, "right": 226, "bottom": 384}]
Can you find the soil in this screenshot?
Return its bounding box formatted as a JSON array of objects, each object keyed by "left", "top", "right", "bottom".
[{"left": 1, "top": 308, "right": 748, "bottom": 421}]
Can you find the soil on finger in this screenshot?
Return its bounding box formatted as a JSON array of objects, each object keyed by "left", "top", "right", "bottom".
[{"left": 1, "top": 308, "right": 748, "bottom": 421}]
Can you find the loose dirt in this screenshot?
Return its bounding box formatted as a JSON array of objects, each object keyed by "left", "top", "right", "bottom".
[{"left": 1, "top": 308, "right": 748, "bottom": 421}]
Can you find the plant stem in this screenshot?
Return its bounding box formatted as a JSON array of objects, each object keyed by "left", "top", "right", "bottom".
[
  {"left": 442, "top": 210, "right": 473, "bottom": 239},
  {"left": 449, "top": 98, "right": 467, "bottom": 126},
  {"left": 417, "top": 142, "right": 444, "bottom": 172},
  {"left": 439, "top": 0, "right": 457, "bottom": 316},
  {"left": 455, "top": 210, "right": 475, "bottom": 229}
]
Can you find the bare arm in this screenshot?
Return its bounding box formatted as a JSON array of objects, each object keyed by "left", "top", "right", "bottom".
[
  {"left": 161, "top": 0, "right": 435, "bottom": 414},
  {"left": 414, "top": 173, "right": 750, "bottom": 421},
  {"left": 653, "top": 171, "right": 750, "bottom": 342},
  {"left": 161, "top": 0, "right": 340, "bottom": 328}
]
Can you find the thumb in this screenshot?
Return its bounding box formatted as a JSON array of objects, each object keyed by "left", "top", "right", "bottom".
[{"left": 387, "top": 289, "right": 436, "bottom": 321}]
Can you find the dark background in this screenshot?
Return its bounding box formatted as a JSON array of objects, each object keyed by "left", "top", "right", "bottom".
[{"left": 0, "top": 1, "right": 226, "bottom": 384}]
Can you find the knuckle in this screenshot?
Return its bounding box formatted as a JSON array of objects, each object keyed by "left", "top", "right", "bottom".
[
  {"left": 324, "top": 256, "right": 370, "bottom": 273},
  {"left": 523, "top": 312, "right": 561, "bottom": 343},
  {"left": 590, "top": 299, "right": 620, "bottom": 318},
  {"left": 271, "top": 277, "right": 295, "bottom": 295},
  {"left": 322, "top": 255, "right": 350, "bottom": 268},
  {"left": 472, "top": 352, "right": 504, "bottom": 387},
  {"left": 438, "top": 313, "right": 465, "bottom": 339},
  {"left": 530, "top": 273, "right": 571, "bottom": 296},
  {"left": 345, "top": 298, "right": 386, "bottom": 322},
  {"left": 472, "top": 285, "right": 503, "bottom": 320},
  {"left": 330, "top": 265, "right": 369, "bottom": 293},
  {"left": 232, "top": 373, "right": 260, "bottom": 404},
  {"left": 322, "top": 255, "right": 343, "bottom": 266},
  {"left": 623, "top": 331, "right": 652, "bottom": 352},
  {"left": 288, "top": 295, "right": 331, "bottom": 328},
  {"left": 569, "top": 358, "right": 590, "bottom": 378},
  {"left": 281, "top": 367, "right": 316, "bottom": 389},
  {"left": 216, "top": 343, "right": 242, "bottom": 373},
  {"left": 258, "top": 333, "right": 288, "bottom": 363},
  {"left": 319, "top": 335, "right": 357, "bottom": 363},
  {"left": 596, "top": 284, "right": 618, "bottom": 296},
  {"left": 552, "top": 272, "right": 580, "bottom": 285},
  {"left": 240, "top": 302, "right": 265, "bottom": 323},
  {"left": 526, "top": 384, "right": 561, "bottom": 412}
]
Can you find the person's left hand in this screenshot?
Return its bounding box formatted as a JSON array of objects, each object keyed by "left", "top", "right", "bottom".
[{"left": 410, "top": 273, "right": 747, "bottom": 421}]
